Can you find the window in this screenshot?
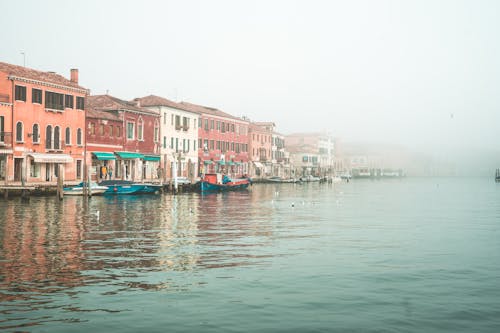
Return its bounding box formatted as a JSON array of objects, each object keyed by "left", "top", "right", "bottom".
[
  {"left": 171, "top": 137, "right": 174, "bottom": 149},
  {"left": 194, "top": 118, "right": 197, "bottom": 128},
  {"left": 175, "top": 138, "right": 179, "bottom": 152},
  {"left": 65, "top": 94, "right": 74, "bottom": 109},
  {"left": 127, "top": 122, "right": 134, "bottom": 139},
  {"left": 99, "top": 124, "right": 104, "bottom": 136},
  {"left": 163, "top": 112, "right": 167, "bottom": 125},
  {"left": 204, "top": 119, "right": 209, "bottom": 131},
  {"left": 198, "top": 118, "right": 202, "bottom": 128},
  {"left": 45, "top": 91, "right": 64, "bottom": 110},
  {"left": 183, "top": 117, "right": 189, "bottom": 130},
  {"left": 30, "top": 159, "right": 40, "bottom": 177},
  {"left": 216, "top": 121, "right": 220, "bottom": 131},
  {"left": 54, "top": 126, "right": 60, "bottom": 149},
  {"left": 210, "top": 119, "right": 214, "bottom": 130},
  {"left": 32, "top": 124, "right": 39, "bottom": 143},
  {"left": 65, "top": 127, "right": 71, "bottom": 145},
  {"left": 194, "top": 139, "right": 196, "bottom": 151},
  {"left": 16, "top": 122, "right": 23, "bottom": 142},
  {"left": 183, "top": 139, "right": 186, "bottom": 152},
  {"left": 76, "top": 160, "right": 82, "bottom": 178},
  {"left": 175, "top": 115, "right": 181, "bottom": 129},
  {"left": 198, "top": 139, "right": 202, "bottom": 150},
  {"left": 76, "top": 96, "right": 84, "bottom": 110},
  {"left": 231, "top": 124, "right": 235, "bottom": 132},
  {"left": 46, "top": 125, "right": 52, "bottom": 149},
  {"left": 154, "top": 121, "right": 159, "bottom": 142},
  {"left": 163, "top": 136, "right": 167, "bottom": 149},
  {"left": 15, "top": 85, "right": 26, "bottom": 101},
  {"left": 0, "top": 116, "right": 4, "bottom": 142},
  {"left": 116, "top": 126, "right": 121, "bottom": 138},
  {"left": 203, "top": 139, "right": 208, "bottom": 151},
  {"left": 209, "top": 140, "right": 214, "bottom": 150},
  {"left": 32, "top": 88, "right": 42, "bottom": 104},
  {"left": 109, "top": 125, "right": 114, "bottom": 137},
  {"left": 90, "top": 122, "right": 95, "bottom": 135},
  {"left": 138, "top": 118, "right": 144, "bottom": 140},
  {"left": 221, "top": 122, "right": 225, "bottom": 133},
  {"left": 77, "top": 128, "right": 82, "bottom": 145}
]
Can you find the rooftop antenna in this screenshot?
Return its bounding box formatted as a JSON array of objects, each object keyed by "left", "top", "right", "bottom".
[{"left": 20, "top": 51, "right": 26, "bottom": 67}]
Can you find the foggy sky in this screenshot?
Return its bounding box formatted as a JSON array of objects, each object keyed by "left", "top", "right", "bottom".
[{"left": 2, "top": 0, "right": 500, "bottom": 155}]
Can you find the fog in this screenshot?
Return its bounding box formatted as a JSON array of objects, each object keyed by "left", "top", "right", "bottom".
[{"left": 2, "top": 0, "right": 500, "bottom": 175}]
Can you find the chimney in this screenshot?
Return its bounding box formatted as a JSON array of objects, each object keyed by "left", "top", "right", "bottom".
[
  {"left": 70, "top": 68, "right": 79, "bottom": 84},
  {"left": 134, "top": 98, "right": 141, "bottom": 107}
]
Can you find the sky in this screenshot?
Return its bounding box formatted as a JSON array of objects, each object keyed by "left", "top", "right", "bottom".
[{"left": 2, "top": 0, "right": 500, "bottom": 157}]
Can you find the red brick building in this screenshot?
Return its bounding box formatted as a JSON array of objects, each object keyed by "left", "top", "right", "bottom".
[
  {"left": 180, "top": 102, "right": 250, "bottom": 176},
  {"left": 86, "top": 95, "right": 161, "bottom": 181},
  {"left": 0, "top": 61, "right": 88, "bottom": 183}
]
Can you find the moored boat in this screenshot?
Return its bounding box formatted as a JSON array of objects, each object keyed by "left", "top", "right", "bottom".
[
  {"left": 98, "top": 180, "right": 149, "bottom": 195},
  {"left": 496, "top": 169, "right": 500, "bottom": 183},
  {"left": 63, "top": 182, "right": 109, "bottom": 196},
  {"left": 199, "top": 173, "right": 251, "bottom": 192}
]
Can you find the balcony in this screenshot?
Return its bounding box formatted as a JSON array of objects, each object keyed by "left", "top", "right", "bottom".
[
  {"left": 0, "top": 132, "right": 12, "bottom": 147},
  {"left": 175, "top": 124, "right": 182, "bottom": 131}
]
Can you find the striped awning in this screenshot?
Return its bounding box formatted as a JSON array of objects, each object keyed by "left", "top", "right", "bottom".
[
  {"left": 143, "top": 155, "right": 160, "bottom": 161},
  {"left": 115, "top": 151, "right": 144, "bottom": 159},
  {"left": 92, "top": 152, "right": 116, "bottom": 160},
  {"left": 28, "top": 153, "right": 73, "bottom": 163}
]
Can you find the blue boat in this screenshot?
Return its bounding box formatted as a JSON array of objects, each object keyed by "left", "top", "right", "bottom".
[
  {"left": 199, "top": 173, "right": 251, "bottom": 192},
  {"left": 98, "top": 180, "right": 148, "bottom": 195}
]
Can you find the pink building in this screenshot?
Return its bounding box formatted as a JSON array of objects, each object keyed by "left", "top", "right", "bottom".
[
  {"left": 0, "top": 62, "right": 88, "bottom": 183},
  {"left": 180, "top": 102, "right": 250, "bottom": 176}
]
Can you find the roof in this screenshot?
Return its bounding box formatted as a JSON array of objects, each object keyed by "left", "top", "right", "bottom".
[
  {"left": 134, "top": 95, "right": 197, "bottom": 113},
  {"left": 180, "top": 101, "right": 246, "bottom": 122},
  {"left": 86, "top": 95, "right": 159, "bottom": 115},
  {"left": 0, "top": 61, "right": 86, "bottom": 91},
  {"left": 86, "top": 108, "right": 121, "bottom": 121}
]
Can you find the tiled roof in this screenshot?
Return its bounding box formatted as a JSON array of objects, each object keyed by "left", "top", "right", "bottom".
[
  {"left": 180, "top": 101, "right": 246, "bottom": 122},
  {"left": 134, "top": 95, "right": 186, "bottom": 110},
  {"left": 86, "top": 108, "right": 121, "bottom": 121},
  {"left": 86, "top": 95, "right": 159, "bottom": 115},
  {"left": 0, "top": 61, "right": 86, "bottom": 90}
]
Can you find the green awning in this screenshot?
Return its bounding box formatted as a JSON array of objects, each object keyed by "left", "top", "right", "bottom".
[
  {"left": 115, "top": 151, "right": 144, "bottom": 159},
  {"left": 226, "top": 161, "right": 234, "bottom": 166},
  {"left": 218, "top": 160, "right": 225, "bottom": 165},
  {"left": 143, "top": 155, "right": 160, "bottom": 161},
  {"left": 92, "top": 152, "right": 116, "bottom": 160},
  {"left": 204, "top": 160, "right": 213, "bottom": 165}
]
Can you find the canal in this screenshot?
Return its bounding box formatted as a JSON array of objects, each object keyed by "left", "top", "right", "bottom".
[{"left": 1, "top": 178, "right": 500, "bottom": 332}]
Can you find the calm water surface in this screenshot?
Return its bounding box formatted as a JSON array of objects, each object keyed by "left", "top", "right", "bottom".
[{"left": 1, "top": 177, "right": 500, "bottom": 332}]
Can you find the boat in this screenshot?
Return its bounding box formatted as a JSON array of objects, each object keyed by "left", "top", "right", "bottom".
[
  {"left": 199, "top": 173, "right": 251, "bottom": 192},
  {"left": 98, "top": 180, "right": 149, "bottom": 195},
  {"left": 300, "top": 175, "right": 321, "bottom": 182},
  {"left": 265, "top": 176, "right": 299, "bottom": 183},
  {"left": 496, "top": 169, "right": 500, "bottom": 183},
  {"left": 63, "top": 182, "right": 109, "bottom": 196}
]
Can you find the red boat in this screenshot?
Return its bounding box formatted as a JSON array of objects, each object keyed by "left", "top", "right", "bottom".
[{"left": 199, "top": 173, "right": 251, "bottom": 192}]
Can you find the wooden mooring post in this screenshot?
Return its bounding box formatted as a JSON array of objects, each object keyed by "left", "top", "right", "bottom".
[{"left": 56, "top": 164, "right": 64, "bottom": 200}]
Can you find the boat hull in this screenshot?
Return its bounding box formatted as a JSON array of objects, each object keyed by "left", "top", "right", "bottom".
[{"left": 200, "top": 180, "right": 250, "bottom": 192}]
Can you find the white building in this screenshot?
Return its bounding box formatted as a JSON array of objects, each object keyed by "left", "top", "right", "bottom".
[{"left": 135, "top": 95, "right": 199, "bottom": 181}]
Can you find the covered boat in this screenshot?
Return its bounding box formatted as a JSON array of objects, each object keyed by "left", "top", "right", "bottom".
[
  {"left": 63, "top": 182, "right": 109, "bottom": 196},
  {"left": 98, "top": 180, "right": 149, "bottom": 195},
  {"left": 199, "top": 173, "right": 251, "bottom": 192}
]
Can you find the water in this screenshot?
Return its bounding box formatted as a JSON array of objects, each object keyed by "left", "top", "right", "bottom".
[{"left": 1, "top": 177, "right": 500, "bottom": 332}]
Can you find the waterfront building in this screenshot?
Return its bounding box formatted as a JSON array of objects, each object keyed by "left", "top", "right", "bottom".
[
  {"left": 0, "top": 61, "right": 88, "bottom": 184},
  {"left": 85, "top": 107, "right": 123, "bottom": 181},
  {"left": 285, "top": 132, "right": 335, "bottom": 177},
  {"left": 180, "top": 102, "right": 250, "bottom": 177},
  {"left": 86, "top": 95, "right": 161, "bottom": 182},
  {"left": 272, "top": 131, "right": 291, "bottom": 178},
  {"left": 248, "top": 122, "right": 273, "bottom": 178},
  {"left": 134, "top": 95, "right": 199, "bottom": 181}
]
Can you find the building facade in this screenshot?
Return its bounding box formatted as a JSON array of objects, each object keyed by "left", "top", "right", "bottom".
[
  {"left": 248, "top": 122, "right": 273, "bottom": 178},
  {"left": 180, "top": 102, "right": 250, "bottom": 177},
  {"left": 135, "top": 95, "right": 199, "bottom": 181},
  {"left": 0, "top": 62, "right": 88, "bottom": 184},
  {"left": 86, "top": 95, "right": 161, "bottom": 182}
]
